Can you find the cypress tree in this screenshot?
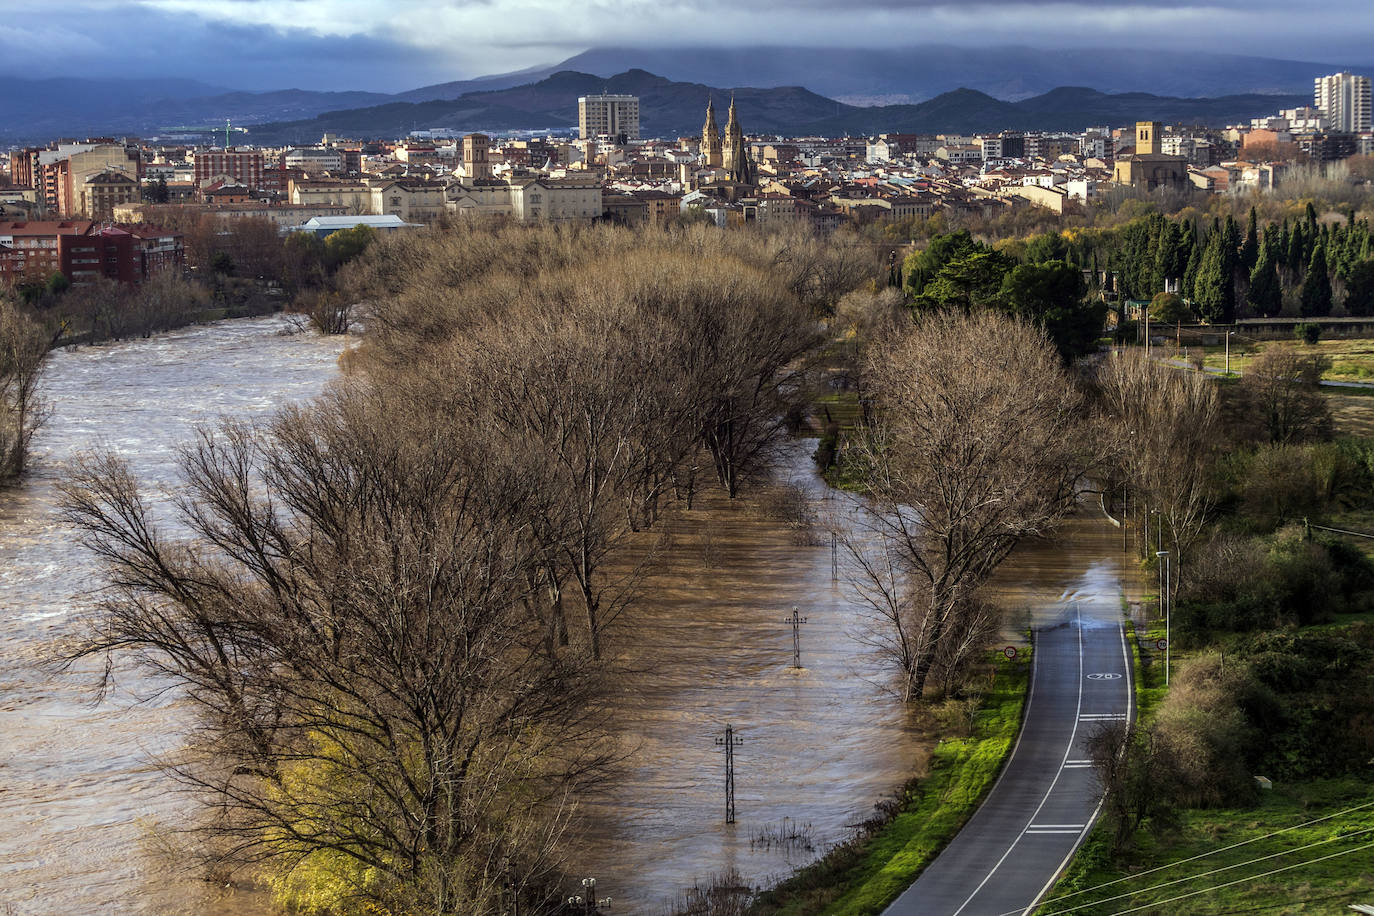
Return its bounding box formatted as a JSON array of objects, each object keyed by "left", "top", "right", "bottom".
[
  {"left": 1183, "top": 221, "right": 1203, "bottom": 301},
  {"left": 1241, "top": 206, "right": 1260, "bottom": 271},
  {"left": 1220, "top": 216, "right": 1240, "bottom": 320},
  {"left": 1287, "top": 222, "right": 1306, "bottom": 275},
  {"left": 1194, "top": 230, "right": 1229, "bottom": 323},
  {"left": 1248, "top": 242, "right": 1283, "bottom": 317},
  {"left": 1154, "top": 220, "right": 1182, "bottom": 292},
  {"left": 1300, "top": 244, "right": 1333, "bottom": 317},
  {"left": 1346, "top": 261, "right": 1374, "bottom": 317}
]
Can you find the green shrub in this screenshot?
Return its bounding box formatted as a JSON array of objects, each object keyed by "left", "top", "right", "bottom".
[{"left": 1295, "top": 322, "right": 1322, "bottom": 344}]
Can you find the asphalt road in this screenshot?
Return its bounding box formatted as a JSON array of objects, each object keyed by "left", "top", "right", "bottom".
[{"left": 884, "top": 606, "right": 1134, "bottom": 916}]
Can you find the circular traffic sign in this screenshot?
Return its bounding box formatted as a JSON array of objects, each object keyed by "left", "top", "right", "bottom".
[
  {"left": 1003, "top": 646, "right": 1017, "bottom": 660},
  {"left": 1156, "top": 638, "right": 1168, "bottom": 651}
]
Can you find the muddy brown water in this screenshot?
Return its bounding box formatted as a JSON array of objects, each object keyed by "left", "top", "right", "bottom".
[
  {"left": 0, "top": 317, "right": 347, "bottom": 915},
  {"left": 570, "top": 474, "right": 1141, "bottom": 913},
  {"left": 0, "top": 318, "right": 1137, "bottom": 914}
]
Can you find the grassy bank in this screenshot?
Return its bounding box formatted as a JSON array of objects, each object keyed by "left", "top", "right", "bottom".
[
  {"left": 1198, "top": 337, "right": 1374, "bottom": 383},
  {"left": 749, "top": 647, "right": 1031, "bottom": 916},
  {"left": 1044, "top": 777, "right": 1374, "bottom": 915},
  {"left": 1047, "top": 618, "right": 1374, "bottom": 915}
]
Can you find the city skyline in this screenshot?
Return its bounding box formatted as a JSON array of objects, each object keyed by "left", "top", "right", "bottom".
[{"left": 3, "top": 1, "right": 1373, "bottom": 93}]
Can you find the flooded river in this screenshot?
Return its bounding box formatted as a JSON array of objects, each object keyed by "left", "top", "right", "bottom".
[
  {"left": 0, "top": 317, "right": 347, "bottom": 915},
  {"left": 0, "top": 318, "right": 1137, "bottom": 915}
]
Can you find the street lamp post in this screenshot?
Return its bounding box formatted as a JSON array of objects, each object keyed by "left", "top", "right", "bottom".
[
  {"left": 1225, "top": 329, "right": 1236, "bottom": 376},
  {"left": 1156, "top": 549, "right": 1171, "bottom": 686},
  {"left": 567, "top": 877, "right": 611, "bottom": 914}
]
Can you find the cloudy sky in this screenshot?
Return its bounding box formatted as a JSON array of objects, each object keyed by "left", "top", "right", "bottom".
[{"left": 3, "top": 0, "right": 1371, "bottom": 93}]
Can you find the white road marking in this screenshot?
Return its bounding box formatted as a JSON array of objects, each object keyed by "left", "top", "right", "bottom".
[
  {"left": 1020, "top": 620, "right": 1137, "bottom": 916},
  {"left": 949, "top": 608, "right": 1087, "bottom": 916}
]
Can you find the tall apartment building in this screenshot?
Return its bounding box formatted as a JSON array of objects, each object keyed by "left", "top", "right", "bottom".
[
  {"left": 578, "top": 94, "right": 640, "bottom": 141},
  {"left": 1314, "top": 72, "right": 1371, "bottom": 133},
  {"left": 190, "top": 148, "right": 265, "bottom": 190},
  {"left": 30, "top": 144, "right": 141, "bottom": 216}
]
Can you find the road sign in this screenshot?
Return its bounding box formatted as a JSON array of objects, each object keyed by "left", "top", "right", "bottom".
[
  {"left": 1003, "top": 646, "right": 1017, "bottom": 660},
  {"left": 1156, "top": 638, "right": 1168, "bottom": 651}
]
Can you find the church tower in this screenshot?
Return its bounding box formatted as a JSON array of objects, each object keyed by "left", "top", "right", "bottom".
[
  {"left": 722, "top": 95, "right": 753, "bottom": 185},
  {"left": 723, "top": 95, "right": 743, "bottom": 174},
  {"left": 702, "top": 98, "right": 723, "bottom": 168}
]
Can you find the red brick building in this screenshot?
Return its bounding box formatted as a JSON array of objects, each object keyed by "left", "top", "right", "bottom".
[
  {"left": 0, "top": 220, "right": 183, "bottom": 286},
  {"left": 191, "top": 148, "right": 265, "bottom": 190}
]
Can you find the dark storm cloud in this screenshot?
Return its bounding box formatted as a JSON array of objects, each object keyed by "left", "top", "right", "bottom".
[
  {"left": 1, "top": 0, "right": 1370, "bottom": 92},
  {"left": 0, "top": 3, "right": 460, "bottom": 91}
]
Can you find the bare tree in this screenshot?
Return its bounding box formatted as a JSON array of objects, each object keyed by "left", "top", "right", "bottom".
[
  {"left": 60, "top": 384, "right": 613, "bottom": 915},
  {"left": 1241, "top": 348, "right": 1333, "bottom": 444},
  {"left": 1096, "top": 350, "right": 1219, "bottom": 594},
  {"left": 129, "top": 271, "right": 209, "bottom": 338},
  {"left": 847, "top": 311, "right": 1086, "bottom": 699},
  {"left": 0, "top": 294, "right": 51, "bottom": 479}
]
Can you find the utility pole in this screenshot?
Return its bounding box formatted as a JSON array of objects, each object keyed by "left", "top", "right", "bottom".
[
  {"left": 1157, "top": 549, "right": 1171, "bottom": 685},
  {"left": 830, "top": 531, "right": 838, "bottom": 581},
  {"left": 782, "top": 607, "right": 808, "bottom": 668},
  {"left": 715, "top": 725, "right": 744, "bottom": 824}
]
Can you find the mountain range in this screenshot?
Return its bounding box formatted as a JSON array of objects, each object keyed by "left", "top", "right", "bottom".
[
  {"left": 238, "top": 70, "right": 1307, "bottom": 145},
  {"left": 0, "top": 44, "right": 1359, "bottom": 144}
]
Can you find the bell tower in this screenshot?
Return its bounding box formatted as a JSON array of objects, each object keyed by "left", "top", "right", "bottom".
[
  {"left": 1135, "top": 121, "right": 1162, "bottom": 156},
  {"left": 702, "top": 98, "right": 723, "bottom": 168}
]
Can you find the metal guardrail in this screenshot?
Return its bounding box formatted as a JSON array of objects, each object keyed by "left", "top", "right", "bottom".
[{"left": 1305, "top": 519, "right": 1374, "bottom": 540}]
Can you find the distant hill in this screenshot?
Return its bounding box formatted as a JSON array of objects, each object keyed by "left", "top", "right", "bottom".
[
  {"left": 547, "top": 45, "right": 1363, "bottom": 104},
  {"left": 0, "top": 50, "right": 1333, "bottom": 144},
  {"left": 0, "top": 79, "right": 394, "bottom": 143},
  {"left": 240, "top": 70, "right": 1307, "bottom": 144},
  {"left": 806, "top": 87, "right": 1311, "bottom": 135},
  {"left": 243, "top": 68, "right": 846, "bottom": 144}
]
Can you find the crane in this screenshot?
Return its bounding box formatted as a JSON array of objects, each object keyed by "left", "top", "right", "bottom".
[{"left": 157, "top": 119, "right": 250, "bottom": 148}]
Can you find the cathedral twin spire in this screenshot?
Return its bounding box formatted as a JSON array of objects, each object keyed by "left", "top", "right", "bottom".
[
  {"left": 702, "top": 95, "right": 752, "bottom": 184},
  {"left": 702, "top": 97, "right": 722, "bottom": 168}
]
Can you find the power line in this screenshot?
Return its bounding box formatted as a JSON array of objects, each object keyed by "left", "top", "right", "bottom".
[
  {"left": 1205, "top": 887, "right": 1372, "bottom": 916},
  {"left": 1102, "top": 838, "right": 1374, "bottom": 916},
  {"left": 1036, "top": 826, "right": 1374, "bottom": 915},
  {"left": 1028, "top": 798, "right": 1374, "bottom": 911}
]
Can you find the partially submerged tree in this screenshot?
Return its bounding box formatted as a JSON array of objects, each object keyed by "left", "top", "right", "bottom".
[
  {"left": 0, "top": 294, "right": 51, "bottom": 480},
  {"left": 61, "top": 385, "right": 614, "bottom": 914},
  {"left": 842, "top": 310, "right": 1086, "bottom": 698}
]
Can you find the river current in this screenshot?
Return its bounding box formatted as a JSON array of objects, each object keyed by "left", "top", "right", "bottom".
[{"left": 0, "top": 317, "right": 1135, "bottom": 914}]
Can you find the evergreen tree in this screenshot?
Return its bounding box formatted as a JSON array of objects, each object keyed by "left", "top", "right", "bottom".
[
  {"left": 1300, "top": 244, "right": 1333, "bottom": 317},
  {"left": 1153, "top": 220, "right": 1182, "bottom": 292},
  {"left": 1345, "top": 260, "right": 1374, "bottom": 317},
  {"left": 1194, "top": 230, "right": 1230, "bottom": 323},
  {"left": 1221, "top": 215, "right": 1241, "bottom": 314},
  {"left": 1241, "top": 206, "right": 1260, "bottom": 271},
  {"left": 1286, "top": 222, "right": 1307, "bottom": 276},
  {"left": 1183, "top": 221, "right": 1204, "bottom": 301},
  {"left": 1248, "top": 242, "right": 1283, "bottom": 318}
]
